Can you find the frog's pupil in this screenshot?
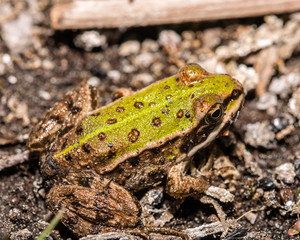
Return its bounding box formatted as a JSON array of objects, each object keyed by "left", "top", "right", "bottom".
[{"left": 212, "top": 109, "right": 221, "bottom": 118}]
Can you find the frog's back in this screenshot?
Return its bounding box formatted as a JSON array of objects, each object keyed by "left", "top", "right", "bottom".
[{"left": 49, "top": 65, "right": 239, "bottom": 175}]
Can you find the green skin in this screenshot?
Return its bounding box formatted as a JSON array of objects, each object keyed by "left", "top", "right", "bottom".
[{"left": 56, "top": 68, "right": 238, "bottom": 165}]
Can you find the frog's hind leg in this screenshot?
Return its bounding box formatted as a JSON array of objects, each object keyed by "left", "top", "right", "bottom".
[{"left": 46, "top": 171, "right": 141, "bottom": 237}]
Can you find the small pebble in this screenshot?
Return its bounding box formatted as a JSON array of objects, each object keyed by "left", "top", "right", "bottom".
[
  {"left": 244, "top": 121, "right": 276, "bottom": 149},
  {"left": 134, "top": 52, "right": 154, "bottom": 68},
  {"left": 259, "top": 177, "right": 275, "bottom": 190},
  {"left": 42, "top": 59, "right": 55, "bottom": 70},
  {"left": 141, "top": 39, "right": 159, "bottom": 52},
  {"left": 0, "top": 63, "right": 5, "bottom": 75},
  {"left": 279, "top": 188, "right": 294, "bottom": 208},
  {"left": 263, "top": 190, "right": 279, "bottom": 208},
  {"left": 140, "top": 187, "right": 164, "bottom": 206},
  {"left": 87, "top": 76, "right": 101, "bottom": 87},
  {"left": 245, "top": 212, "right": 257, "bottom": 224},
  {"left": 74, "top": 31, "right": 107, "bottom": 51},
  {"left": 232, "top": 64, "right": 259, "bottom": 93},
  {"left": 158, "top": 30, "right": 181, "bottom": 49},
  {"left": 292, "top": 199, "right": 300, "bottom": 215},
  {"left": 274, "top": 163, "right": 296, "bottom": 184},
  {"left": 151, "top": 62, "right": 164, "bottom": 76},
  {"left": 269, "top": 72, "right": 300, "bottom": 98},
  {"left": 8, "top": 75, "right": 17, "bottom": 84},
  {"left": 119, "top": 40, "right": 140, "bottom": 56},
  {"left": 2, "top": 53, "right": 12, "bottom": 65},
  {"left": 2, "top": 12, "right": 33, "bottom": 54},
  {"left": 107, "top": 70, "right": 121, "bottom": 84},
  {"left": 38, "top": 90, "right": 51, "bottom": 100},
  {"left": 256, "top": 92, "right": 277, "bottom": 113},
  {"left": 272, "top": 114, "right": 295, "bottom": 132},
  {"left": 288, "top": 88, "right": 300, "bottom": 119},
  {"left": 131, "top": 73, "right": 154, "bottom": 88}
]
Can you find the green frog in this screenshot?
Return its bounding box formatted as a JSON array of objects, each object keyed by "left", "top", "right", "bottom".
[{"left": 28, "top": 64, "right": 244, "bottom": 238}]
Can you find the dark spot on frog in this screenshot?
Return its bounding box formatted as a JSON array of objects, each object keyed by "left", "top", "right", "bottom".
[
  {"left": 58, "top": 126, "right": 73, "bottom": 139},
  {"left": 109, "top": 146, "right": 116, "bottom": 154},
  {"left": 75, "top": 126, "right": 83, "bottom": 135},
  {"left": 98, "top": 132, "right": 106, "bottom": 141},
  {"left": 189, "top": 84, "right": 194, "bottom": 88},
  {"left": 106, "top": 118, "right": 117, "bottom": 124},
  {"left": 225, "top": 82, "right": 229, "bottom": 87},
  {"left": 50, "top": 114, "right": 64, "bottom": 124},
  {"left": 185, "top": 111, "right": 191, "bottom": 118},
  {"left": 71, "top": 198, "right": 81, "bottom": 209},
  {"left": 134, "top": 101, "right": 144, "bottom": 109},
  {"left": 164, "top": 85, "right": 170, "bottom": 89},
  {"left": 177, "top": 109, "right": 184, "bottom": 118},
  {"left": 65, "top": 154, "right": 72, "bottom": 162},
  {"left": 180, "top": 143, "right": 189, "bottom": 153},
  {"left": 90, "top": 112, "right": 101, "bottom": 117},
  {"left": 65, "top": 96, "right": 82, "bottom": 114},
  {"left": 151, "top": 148, "right": 160, "bottom": 154},
  {"left": 106, "top": 146, "right": 117, "bottom": 159},
  {"left": 71, "top": 106, "right": 82, "bottom": 114},
  {"left": 107, "top": 143, "right": 113, "bottom": 148},
  {"left": 41, "top": 135, "right": 50, "bottom": 146},
  {"left": 128, "top": 129, "right": 140, "bottom": 143},
  {"left": 191, "top": 93, "right": 195, "bottom": 99},
  {"left": 161, "top": 108, "right": 170, "bottom": 115},
  {"left": 82, "top": 143, "right": 92, "bottom": 153},
  {"left": 65, "top": 95, "right": 73, "bottom": 109},
  {"left": 78, "top": 176, "right": 94, "bottom": 188},
  {"left": 149, "top": 102, "right": 156, "bottom": 107},
  {"left": 68, "top": 216, "right": 79, "bottom": 226},
  {"left": 116, "top": 106, "right": 125, "bottom": 112},
  {"left": 129, "top": 157, "right": 139, "bottom": 167},
  {"left": 232, "top": 89, "right": 242, "bottom": 98},
  {"left": 90, "top": 86, "right": 98, "bottom": 110},
  {"left": 151, "top": 117, "right": 162, "bottom": 127},
  {"left": 165, "top": 95, "right": 172, "bottom": 100}
]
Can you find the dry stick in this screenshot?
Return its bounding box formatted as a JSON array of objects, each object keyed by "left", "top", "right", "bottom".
[{"left": 51, "top": 0, "right": 300, "bottom": 30}]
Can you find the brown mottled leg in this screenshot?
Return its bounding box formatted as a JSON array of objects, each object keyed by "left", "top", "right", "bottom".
[{"left": 46, "top": 171, "right": 141, "bottom": 237}]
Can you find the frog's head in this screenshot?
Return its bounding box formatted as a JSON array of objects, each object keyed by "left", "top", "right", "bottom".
[{"left": 178, "top": 64, "right": 245, "bottom": 157}]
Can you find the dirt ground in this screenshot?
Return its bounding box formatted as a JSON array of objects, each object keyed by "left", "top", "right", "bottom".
[{"left": 0, "top": 1, "right": 300, "bottom": 240}]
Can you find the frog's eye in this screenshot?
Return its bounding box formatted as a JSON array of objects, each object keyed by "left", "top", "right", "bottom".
[{"left": 205, "top": 103, "right": 224, "bottom": 124}]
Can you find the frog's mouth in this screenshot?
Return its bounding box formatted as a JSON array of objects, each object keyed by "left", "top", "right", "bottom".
[{"left": 187, "top": 88, "right": 244, "bottom": 158}]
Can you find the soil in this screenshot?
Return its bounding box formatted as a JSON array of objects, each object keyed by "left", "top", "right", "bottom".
[{"left": 0, "top": 1, "right": 300, "bottom": 240}]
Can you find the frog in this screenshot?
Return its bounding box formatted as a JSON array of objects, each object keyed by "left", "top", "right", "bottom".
[{"left": 28, "top": 63, "right": 244, "bottom": 238}]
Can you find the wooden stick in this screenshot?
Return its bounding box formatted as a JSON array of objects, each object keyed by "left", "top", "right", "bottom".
[{"left": 51, "top": 0, "right": 300, "bottom": 30}]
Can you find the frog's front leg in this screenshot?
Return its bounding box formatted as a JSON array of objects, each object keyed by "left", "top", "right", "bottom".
[
  {"left": 166, "top": 155, "right": 215, "bottom": 198},
  {"left": 46, "top": 171, "right": 141, "bottom": 237}
]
